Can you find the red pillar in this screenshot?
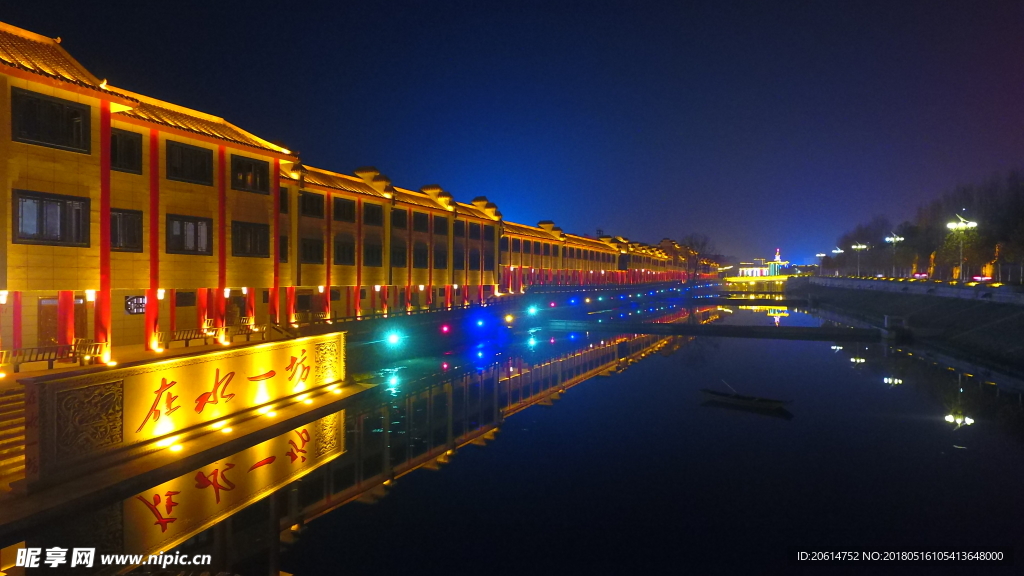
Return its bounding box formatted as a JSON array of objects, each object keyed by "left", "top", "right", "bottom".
[
  {"left": 286, "top": 286, "right": 296, "bottom": 323},
  {"left": 12, "top": 292, "right": 22, "bottom": 350},
  {"left": 196, "top": 288, "right": 209, "bottom": 330},
  {"left": 325, "top": 191, "right": 332, "bottom": 318},
  {"left": 246, "top": 288, "right": 256, "bottom": 318},
  {"left": 445, "top": 284, "right": 452, "bottom": 308},
  {"left": 270, "top": 159, "right": 281, "bottom": 324},
  {"left": 57, "top": 291, "right": 74, "bottom": 346},
  {"left": 95, "top": 101, "right": 112, "bottom": 348},
  {"left": 216, "top": 146, "right": 227, "bottom": 328},
  {"left": 382, "top": 286, "right": 389, "bottom": 314},
  {"left": 145, "top": 128, "right": 160, "bottom": 350},
  {"left": 144, "top": 288, "right": 158, "bottom": 350},
  {"left": 214, "top": 289, "right": 226, "bottom": 328}
]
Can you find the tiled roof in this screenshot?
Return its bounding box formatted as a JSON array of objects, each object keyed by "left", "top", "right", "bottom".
[
  {"left": 303, "top": 167, "right": 387, "bottom": 198},
  {"left": 565, "top": 234, "right": 616, "bottom": 251},
  {"left": 392, "top": 188, "right": 447, "bottom": 210},
  {"left": 504, "top": 221, "right": 558, "bottom": 240},
  {"left": 0, "top": 21, "right": 136, "bottom": 102},
  {"left": 113, "top": 92, "right": 289, "bottom": 154},
  {"left": 452, "top": 202, "right": 493, "bottom": 220}
]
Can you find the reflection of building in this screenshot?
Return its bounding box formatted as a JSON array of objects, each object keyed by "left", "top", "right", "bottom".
[{"left": 24, "top": 329, "right": 690, "bottom": 572}]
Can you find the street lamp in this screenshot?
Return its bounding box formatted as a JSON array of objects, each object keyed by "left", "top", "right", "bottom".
[
  {"left": 884, "top": 233, "right": 904, "bottom": 277},
  {"left": 946, "top": 214, "right": 977, "bottom": 282},
  {"left": 851, "top": 243, "right": 867, "bottom": 276},
  {"left": 831, "top": 247, "right": 844, "bottom": 278},
  {"left": 815, "top": 253, "right": 826, "bottom": 276}
]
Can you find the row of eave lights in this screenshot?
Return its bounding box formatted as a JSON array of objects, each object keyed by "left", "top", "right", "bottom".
[{"left": 156, "top": 382, "right": 345, "bottom": 453}]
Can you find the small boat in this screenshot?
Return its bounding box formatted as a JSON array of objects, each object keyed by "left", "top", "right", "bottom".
[{"left": 699, "top": 389, "right": 788, "bottom": 410}]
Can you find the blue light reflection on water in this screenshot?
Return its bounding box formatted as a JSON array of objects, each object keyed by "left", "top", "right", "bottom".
[{"left": 283, "top": 307, "right": 1024, "bottom": 574}]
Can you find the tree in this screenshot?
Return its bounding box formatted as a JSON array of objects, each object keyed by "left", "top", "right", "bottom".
[{"left": 680, "top": 233, "right": 716, "bottom": 277}]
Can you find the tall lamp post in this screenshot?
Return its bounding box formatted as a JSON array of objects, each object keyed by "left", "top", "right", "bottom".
[
  {"left": 851, "top": 243, "right": 868, "bottom": 277},
  {"left": 831, "top": 247, "right": 844, "bottom": 277},
  {"left": 884, "top": 233, "right": 904, "bottom": 278},
  {"left": 815, "top": 253, "right": 826, "bottom": 276},
  {"left": 946, "top": 215, "right": 977, "bottom": 282}
]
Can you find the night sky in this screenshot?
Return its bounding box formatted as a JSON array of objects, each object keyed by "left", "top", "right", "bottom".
[{"left": 9, "top": 1, "right": 1024, "bottom": 263}]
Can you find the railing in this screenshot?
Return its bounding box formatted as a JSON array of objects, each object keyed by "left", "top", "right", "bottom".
[
  {"left": 1, "top": 338, "right": 108, "bottom": 373},
  {"left": 284, "top": 298, "right": 516, "bottom": 328}
]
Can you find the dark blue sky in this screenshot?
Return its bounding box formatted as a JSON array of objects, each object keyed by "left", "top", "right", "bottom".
[{"left": 11, "top": 1, "right": 1024, "bottom": 262}]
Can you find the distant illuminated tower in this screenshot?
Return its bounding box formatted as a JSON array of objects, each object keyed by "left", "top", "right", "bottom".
[{"left": 767, "top": 248, "right": 788, "bottom": 276}]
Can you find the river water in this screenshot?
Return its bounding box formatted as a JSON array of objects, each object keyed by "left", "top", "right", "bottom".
[
  {"left": 21, "top": 300, "right": 1023, "bottom": 575},
  {"left": 260, "top": 304, "right": 1024, "bottom": 575}
]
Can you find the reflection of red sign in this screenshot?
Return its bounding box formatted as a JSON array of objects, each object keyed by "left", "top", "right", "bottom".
[
  {"left": 137, "top": 379, "right": 179, "bottom": 433},
  {"left": 286, "top": 429, "right": 310, "bottom": 463},
  {"left": 195, "top": 463, "right": 236, "bottom": 504},
  {"left": 137, "top": 491, "right": 180, "bottom": 532},
  {"left": 195, "top": 369, "right": 236, "bottom": 413}
]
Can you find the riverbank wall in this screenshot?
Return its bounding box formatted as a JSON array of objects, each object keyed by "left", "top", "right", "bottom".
[{"left": 786, "top": 277, "right": 1024, "bottom": 377}]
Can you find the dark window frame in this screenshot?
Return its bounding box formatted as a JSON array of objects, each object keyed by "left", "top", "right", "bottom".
[
  {"left": 231, "top": 220, "right": 271, "bottom": 258},
  {"left": 12, "top": 189, "right": 90, "bottom": 247},
  {"left": 111, "top": 208, "right": 143, "bottom": 252},
  {"left": 300, "top": 237, "right": 325, "bottom": 264},
  {"left": 230, "top": 154, "right": 270, "bottom": 194},
  {"left": 279, "top": 187, "right": 289, "bottom": 214},
  {"left": 110, "top": 128, "right": 143, "bottom": 174},
  {"left": 390, "top": 241, "right": 407, "bottom": 267},
  {"left": 11, "top": 87, "right": 91, "bottom": 154},
  {"left": 483, "top": 225, "right": 495, "bottom": 242},
  {"left": 166, "top": 140, "right": 214, "bottom": 186},
  {"left": 412, "top": 212, "right": 429, "bottom": 232},
  {"left": 363, "top": 242, "right": 383, "bottom": 267},
  {"left": 333, "top": 197, "right": 356, "bottom": 222},
  {"left": 453, "top": 220, "right": 465, "bottom": 237},
  {"left": 334, "top": 234, "right": 356, "bottom": 266},
  {"left": 391, "top": 210, "right": 407, "bottom": 229},
  {"left": 299, "top": 191, "right": 325, "bottom": 218},
  {"left": 413, "top": 241, "right": 429, "bottom": 269},
  {"left": 279, "top": 235, "right": 289, "bottom": 262},
  {"left": 433, "top": 215, "right": 448, "bottom": 235},
  {"left": 433, "top": 245, "right": 448, "bottom": 269},
  {"left": 166, "top": 213, "right": 213, "bottom": 255},
  {"left": 363, "top": 203, "right": 384, "bottom": 226}
]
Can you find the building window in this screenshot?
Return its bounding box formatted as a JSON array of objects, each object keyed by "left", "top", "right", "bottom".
[
  {"left": 412, "top": 212, "right": 429, "bottom": 232},
  {"left": 279, "top": 187, "right": 289, "bottom": 213},
  {"left": 469, "top": 248, "right": 481, "bottom": 270},
  {"left": 453, "top": 220, "right": 465, "bottom": 237},
  {"left": 230, "top": 155, "right": 270, "bottom": 193},
  {"left": 413, "top": 242, "right": 429, "bottom": 269},
  {"left": 300, "top": 192, "right": 325, "bottom": 218},
  {"left": 392, "top": 210, "right": 407, "bottom": 229},
  {"left": 534, "top": 241, "right": 541, "bottom": 255},
  {"left": 333, "top": 197, "right": 356, "bottom": 222},
  {"left": 483, "top": 225, "right": 495, "bottom": 242},
  {"left": 500, "top": 237, "right": 509, "bottom": 252},
  {"left": 111, "top": 209, "right": 143, "bottom": 252},
  {"left": 279, "top": 236, "right": 288, "bottom": 262},
  {"left": 363, "top": 203, "right": 384, "bottom": 226},
  {"left": 166, "top": 214, "right": 212, "bottom": 254},
  {"left": 232, "top": 221, "right": 270, "bottom": 257},
  {"left": 433, "top": 215, "right": 448, "bottom": 235},
  {"left": 552, "top": 246, "right": 559, "bottom": 257},
  {"left": 166, "top": 141, "right": 213, "bottom": 185},
  {"left": 111, "top": 129, "right": 142, "bottom": 174},
  {"left": 512, "top": 238, "right": 521, "bottom": 252},
  {"left": 469, "top": 223, "right": 481, "bottom": 239},
  {"left": 523, "top": 241, "right": 531, "bottom": 254},
  {"left": 484, "top": 252, "right": 495, "bottom": 271},
  {"left": 364, "top": 242, "right": 383, "bottom": 267},
  {"left": 13, "top": 190, "right": 90, "bottom": 247},
  {"left": 11, "top": 87, "right": 90, "bottom": 154},
  {"left": 334, "top": 234, "right": 355, "bottom": 265},
  {"left": 175, "top": 291, "right": 197, "bottom": 307},
  {"left": 453, "top": 248, "right": 465, "bottom": 270},
  {"left": 300, "top": 238, "right": 324, "bottom": 263},
  {"left": 434, "top": 246, "right": 447, "bottom": 269},
  {"left": 391, "top": 240, "right": 407, "bottom": 267},
  {"left": 543, "top": 243, "right": 551, "bottom": 256}
]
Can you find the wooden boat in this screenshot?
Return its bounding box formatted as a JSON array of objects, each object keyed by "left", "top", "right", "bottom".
[{"left": 699, "top": 389, "right": 788, "bottom": 410}]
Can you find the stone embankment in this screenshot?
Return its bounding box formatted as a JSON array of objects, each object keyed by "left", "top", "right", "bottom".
[{"left": 787, "top": 277, "right": 1024, "bottom": 375}]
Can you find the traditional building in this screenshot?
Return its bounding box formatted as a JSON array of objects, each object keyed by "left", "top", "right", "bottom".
[{"left": 0, "top": 20, "right": 687, "bottom": 361}]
